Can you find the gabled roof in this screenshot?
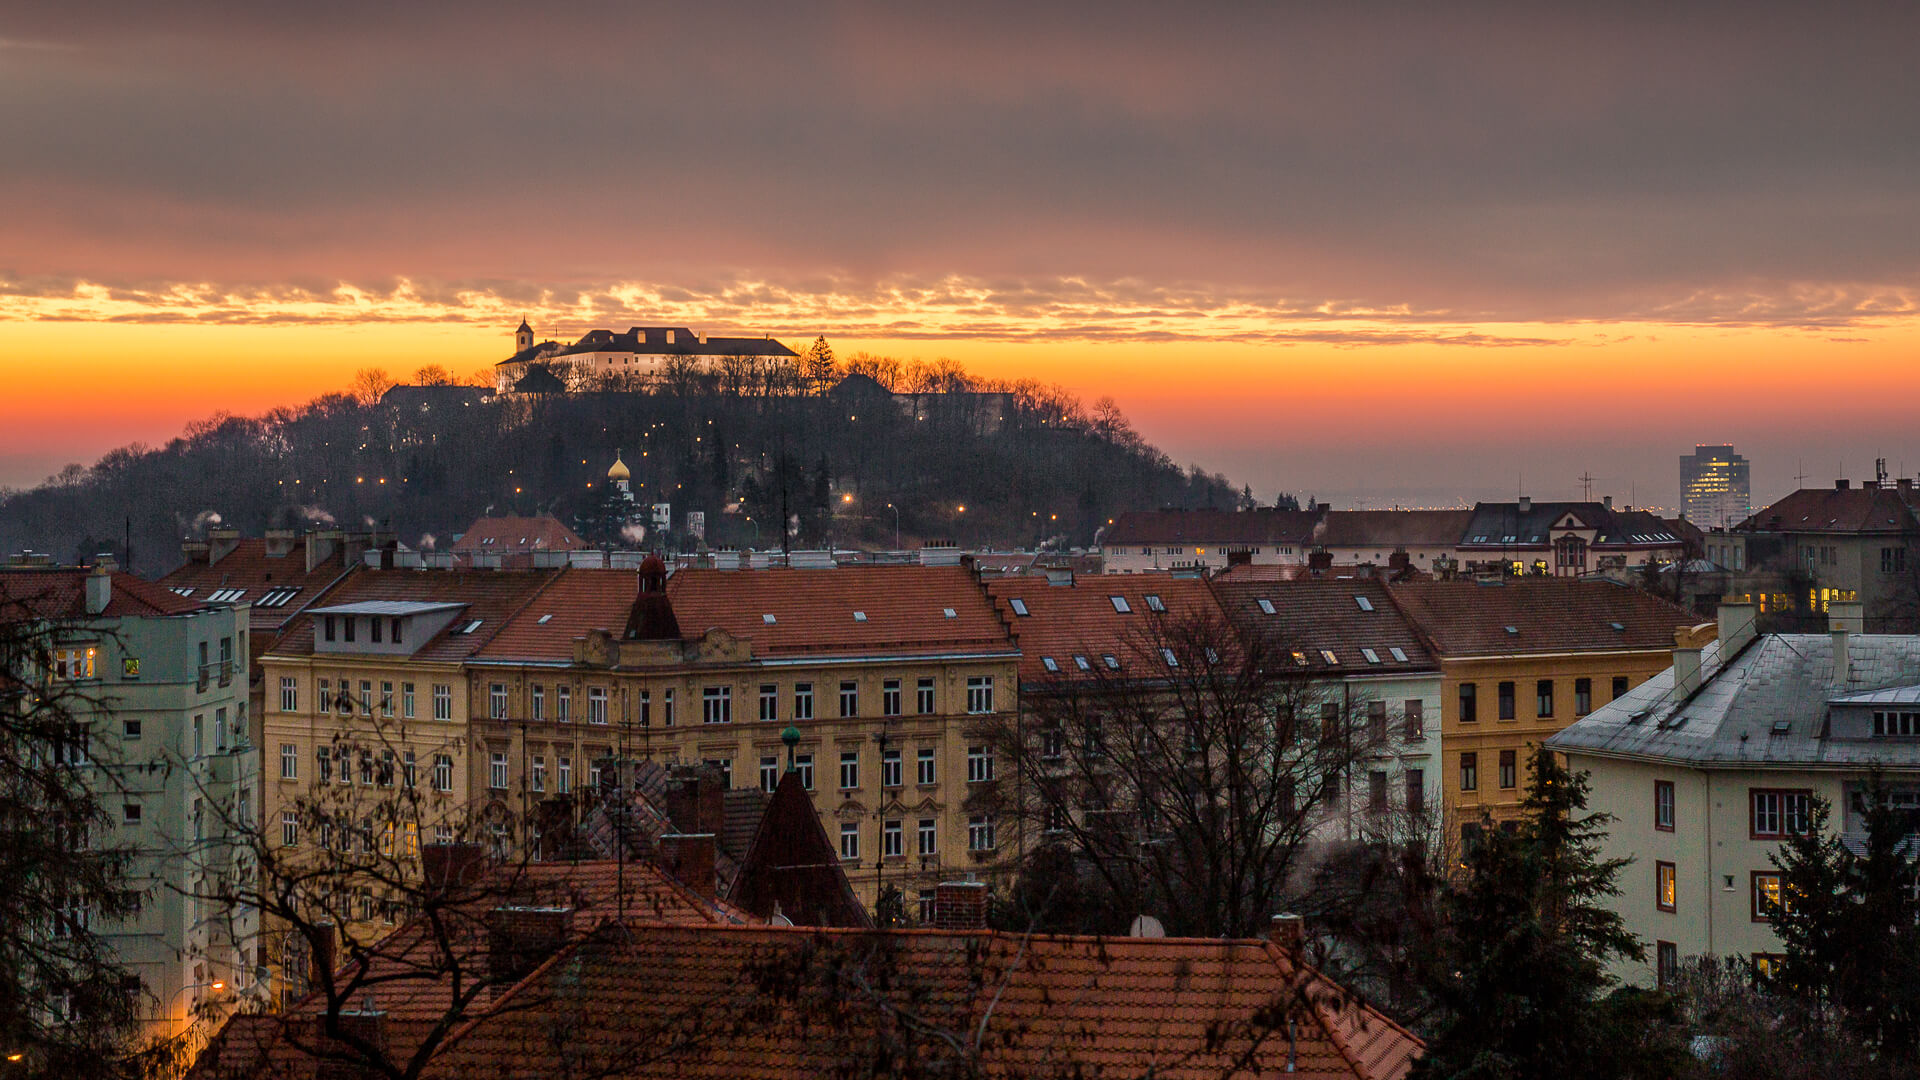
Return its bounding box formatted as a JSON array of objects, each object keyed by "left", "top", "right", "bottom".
[
  {"left": 1456, "top": 501, "right": 1682, "bottom": 549},
  {"left": 263, "top": 568, "right": 561, "bottom": 663},
  {"left": 545, "top": 326, "right": 798, "bottom": 359},
  {"left": 1105, "top": 508, "right": 1325, "bottom": 547},
  {"left": 1213, "top": 579, "right": 1437, "bottom": 675},
  {"left": 1736, "top": 485, "right": 1920, "bottom": 535},
  {"left": 416, "top": 923, "right": 1420, "bottom": 1080},
  {"left": 450, "top": 514, "right": 585, "bottom": 554},
  {"left": 1550, "top": 633, "right": 1920, "bottom": 768},
  {"left": 985, "top": 572, "right": 1228, "bottom": 684},
  {"left": 509, "top": 364, "right": 567, "bottom": 394},
  {"left": 727, "top": 770, "right": 872, "bottom": 928},
  {"left": 156, "top": 536, "right": 355, "bottom": 637},
  {"left": 1387, "top": 579, "right": 1695, "bottom": 658},
  {"left": 1311, "top": 510, "right": 1475, "bottom": 548},
  {"left": 665, "top": 566, "right": 1015, "bottom": 661},
  {"left": 0, "top": 569, "right": 204, "bottom": 621},
  {"left": 475, "top": 568, "right": 639, "bottom": 663}
]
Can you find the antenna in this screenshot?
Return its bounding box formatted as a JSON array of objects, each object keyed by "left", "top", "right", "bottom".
[
  {"left": 1794, "top": 460, "right": 1809, "bottom": 488},
  {"left": 1578, "top": 472, "right": 1595, "bottom": 502}
]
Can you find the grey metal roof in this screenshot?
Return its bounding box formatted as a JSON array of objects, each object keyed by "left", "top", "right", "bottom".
[
  {"left": 1828, "top": 684, "right": 1920, "bottom": 705},
  {"left": 307, "top": 601, "right": 467, "bottom": 616},
  {"left": 1547, "top": 633, "right": 1920, "bottom": 769}
]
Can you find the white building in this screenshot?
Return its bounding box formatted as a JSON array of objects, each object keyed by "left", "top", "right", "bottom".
[
  {"left": 495, "top": 321, "right": 799, "bottom": 391},
  {"left": 1547, "top": 601, "right": 1920, "bottom": 987}
]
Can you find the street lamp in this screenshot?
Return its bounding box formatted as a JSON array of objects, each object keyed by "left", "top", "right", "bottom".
[{"left": 884, "top": 502, "right": 901, "bottom": 550}]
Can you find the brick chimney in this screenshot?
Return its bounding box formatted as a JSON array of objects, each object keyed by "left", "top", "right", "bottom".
[
  {"left": 181, "top": 539, "right": 211, "bottom": 565},
  {"left": 264, "top": 529, "right": 297, "bottom": 557},
  {"left": 1266, "top": 913, "right": 1304, "bottom": 954},
  {"left": 85, "top": 565, "right": 113, "bottom": 615},
  {"left": 312, "top": 1007, "right": 387, "bottom": 1080},
  {"left": 931, "top": 881, "right": 988, "bottom": 930},
  {"left": 657, "top": 834, "right": 717, "bottom": 901},
  {"left": 664, "top": 764, "right": 725, "bottom": 834},
  {"left": 1307, "top": 550, "right": 1333, "bottom": 577},
  {"left": 306, "top": 530, "right": 342, "bottom": 573},
  {"left": 487, "top": 907, "right": 573, "bottom": 988},
  {"left": 309, "top": 922, "right": 337, "bottom": 989},
  {"left": 421, "top": 842, "right": 488, "bottom": 894},
  {"left": 208, "top": 528, "right": 241, "bottom": 566}
]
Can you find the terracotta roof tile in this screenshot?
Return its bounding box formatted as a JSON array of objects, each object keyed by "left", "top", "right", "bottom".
[
  {"left": 1387, "top": 578, "right": 1696, "bottom": 657},
  {"left": 450, "top": 514, "right": 586, "bottom": 553},
  {"left": 1213, "top": 579, "right": 1438, "bottom": 674},
  {"left": 263, "top": 568, "right": 562, "bottom": 663},
  {"left": 155, "top": 537, "right": 357, "bottom": 638},
  {"left": 475, "top": 568, "right": 637, "bottom": 663},
  {"left": 665, "top": 566, "right": 1016, "bottom": 660},
  {"left": 985, "top": 572, "right": 1228, "bottom": 684},
  {"left": 0, "top": 569, "right": 203, "bottom": 620}
]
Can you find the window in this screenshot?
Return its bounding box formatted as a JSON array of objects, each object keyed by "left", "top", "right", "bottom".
[
  {"left": 969, "top": 815, "right": 996, "bottom": 851},
  {"left": 967, "top": 745, "right": 994, "bottom": 783},
  {"left": 1574, "top": 678, "right": 1592, "bottom": 716},
  {"left": 589, "top": 687, "right": 610, "bottom": 725},
  {"left": 280, "top": 743, "right": 298, "bottom": 780},
  {"left": 1751, "top": 789, "right": 1812, "bottom": 837},
  {"left": 1752, "top": 953, "right": 1784, "bottom": 980},
  {"left": 918, "top": 818, "right": 937, "bottom": 855},
  {"left": 1656, "top": 861, "right": 1677, "bottom": 912},
  {"left": 359, "top": 751, "right": 373, "bottom": 786},
  {"left": 192, "top": 714, "right": 204, "bottom": 758},
  {"left": 369, "top": 617, "right": 381, "bottom": 644},
  {"left": 702, "top": 686, "right": 732, "bottom": 725},
  {"left": 316, "top": 746, "right": 332, "bottom": 783},
  {"left": 531, "top": 684, "right": 545, "bottom": 722},
  {"left": 531, "top": 756, "right": 546, "bottom": 792},
  {"left": 834, "top": 680, "right": 858, "bottom": 718},
  {"left": 883, "top": 819, "right": 903, "bottom": 858},
  {"left": 1109, "top": 595, "right": 1132, "bottom": 613},
  {"left": 343, "top": 618, "right": 355, "bottom": 644},
  {"left": 1656, "top": 942, "right": 1678, "bottom": 987},
  {"left": 1871, "top": 710, "right": 1920, "bottom": 736},
  {"left": 1406, "top": 768, "right": 1426, "bottom": 815},
  {"left": 335, "top": 681, "right": 350, "bottom": 715},
  {"left": 840, "top": 823, "right": 860, "bottom": 861},
  {"left": 1752, "top": 871, "right": 1784, "bottom": 922},
  {"left": 839, "top": 750, "right": 860, "bottom": 790},
  {"left": 882, "top": 748, "right": 902, "bottom": 787},
  {"left": 356, "top": 679, "right": 372, "bottom": 715},
  {"left": 380, "top": 681, "right": 394, "bottom": 717},
  {"left": 1404, "top": 700, "right": 1424, "bottom": 741},
  {"left": 1536, "top": 679, "right": 1554, "bottom": 718},
  {"left": 1497, "top": 681, "right": 1515, "bottom": 720},
  {"left": 391, "top": 617, "right": 402, "bottom": 644},
  {"left": 434, "top": 754, "right": 454, "bottom": 792},
  {"left": 402, "top": 682, "right": 415, "bottom": 719},
  {"left": 1009, "top": 597, "right": 1030, "bottom": 617},
  {"left": 1883, "top": 547, "right": 1908, "bottom": 574},
  {"left": 1043, "top": 725, "right": 1065, "bottom": 759},
  {"left": 1460, "top": 752, "right": 1478, "bottom": 791},
  {"left": 281, "top": 810, "right": 299, "bottom": 847},
  {"left": 1498, "top": 750, "right": 1517, "bottom": 789},
  {"left": 123, "top": 717, "right": 141, "bottom": 740},
  {"left": 123, "top": 802, "right": 141, "bottom": 825},
  {"left": 795, "top": 753, "right": 814, "bottom": 791},
  {"left": 883, "top": 678, "right": 902, "bottom": 717},
  {"left": 323, "top": 616, "right": 336, "bottom": 642},
  {"left": 759, "top": 684, "right": 778, "bottom": 722},
  {"left": 917, "top": 677, "right": 936, "bottom": 715},
  {"left": 1655, "top": 781, "right": 1675, "bottom": 831},
  {"left": 1612, "top": 675, "right": 1629, "bottom": 700},
  {"left": 433, "top": 684, "right": 452, "bottom": 721},
  {"left": 794, "top": 683, "right": 814, "bottom": 720},
  {"left": 489, "top": 752, "right": 508, "bottom": 790},
  {"left": 557, "top": 756, "right": 570, "bottom": 794},
  {"left": 556, "top": 685, "right": 571, "bottom": 723},
  {"left": 1367, "top": 701, "right": 1387, "bottom": 745},
  {"left": 760, "top": 756, "right": 779, "bottom": 793},
  {"left": 917, "top": 747, "right": 937, "bottom": 785},
  {"left": 280, "top": 677, "right": 298, "bottom": 712},
  {"left": 966, "top": 676, "right": 994, "bottom": 714},
  {"left": 403, "top": 750, "right": 416, "bottom": 788},
  {"left": 1458, "top": 683, "right": 1477, "bottom": 723},
  {"left": 1369, "top": 770, "right": 1389, "bottom": 812}
]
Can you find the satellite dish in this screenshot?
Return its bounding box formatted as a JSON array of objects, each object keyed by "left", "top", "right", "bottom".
[
  {"left": 1129, "top": 914, "right": 1166, "bottom": 938},
  {"left": 770, "top": 913, "right": 795, "bottom": 927}
]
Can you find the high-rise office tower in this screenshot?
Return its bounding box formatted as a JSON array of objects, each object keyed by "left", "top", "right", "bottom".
[{"left": 1680, "top": 445, "right": 1752, "bottom": 530}]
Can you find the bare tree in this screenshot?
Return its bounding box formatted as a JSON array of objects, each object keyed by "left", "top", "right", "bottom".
[{"left": 350, "top": 369, "right": 396, "bottom": 406}]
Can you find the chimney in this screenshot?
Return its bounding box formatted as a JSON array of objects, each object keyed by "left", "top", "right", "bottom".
[
  {"left": 1899, "top": 478, "right": 1914, "bottom": 494},
  {"left": 342, "top": 531, "right": 374, "bottom": 567},
  {"left": 1832, "top": 626, "right": 1851, "bottom": 684},
  {"left": 421, "top": 842, "right": 488, "bottom": 894},
  {"left": 1044, "top": 566, "right": 1075, "bottom": 587},
  {"left": 1266, "top": 913, "right": 1304, "bottom": 954},
  {"left": 264, "top": 529, "right": 297, "bottom": 557},
  {"left": 487, "top": 907, "right": 574, "bottom": 988},
  {"left": 85, "top": 565, "right": 113, "bottom": 615},
  {"left": 312, "top": 1008, "right": 388, "bottom": 1080},
  {"left": 182, "top": 539, "right": 211, "bottom": 565},
  {"left": 931, "top": 880, "right": 988, "bottom": 930},
  {"left": 1518, "top": 495, "right": 1532, "bottom": 514},
  {"left": 664, "top": 764, "right": 726, "bottom": 834},
  {"left": 657, "top": 834, "right": 717, "bottom": 901},
  {"left": 1829, "top": 600, "right": 1864, "bottom": 634},
  {"left": 1603, "top": 495, "right": 1613, "bottom": 510},
  {"left": 1388, "top": 550, "right": 1411, "bottom": 573},
  {"left": 306, "top": 530, "right": 342, "bottom": 574},
  {"left": 92, "top": 552, "right": 118, "bottom": 573},
  {"left": 310, "top": 922, "right": 337, "bottom": 989},
  {"left": 1672, "top": 629, "right": 1703, "bottom": 697},
  {"left": 1307, "top": 550, "right": 1333, "bottom": 577},
  {"left": 698, "top": 332, "right": 708, "bottom": 346},
  {"left": 1836, "top": 478, "right": 1851, "bottom": 490},
  {"left": 208, "top": 528, "right": 241, "bottom": 566},
  {"left": 1865, "top": 480, "right": 1881, "bottom": 490},
  {"left": 1831, "top": 601, "right": 1863, "bottom": 683},
  {"left": 1717, "top": 602, "right": 1758, "bottom": 656}
]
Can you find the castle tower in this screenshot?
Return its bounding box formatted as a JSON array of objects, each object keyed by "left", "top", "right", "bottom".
[
  {"left": 515, "top": 317, "right": 534, "bottom": 354},
  {"left": 607, "top": 450, "right": 633, "bottom": 502}
]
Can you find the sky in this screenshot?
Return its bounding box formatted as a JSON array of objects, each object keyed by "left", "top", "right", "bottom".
[{"left": 4, "top": 4, "right": 1919, "bottom": 510}]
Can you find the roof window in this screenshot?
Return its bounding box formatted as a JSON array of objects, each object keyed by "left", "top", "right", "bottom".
[
  {"left": 853, "top": 611, "right": 868, "bottom": 622},
  {"left": 1160, "top": 648, "right": 1179, "bottom": 668},
  {"left": 1102, "top": 654, "right": 1120, "bottom": 670},
  {"left": 1256, "top": 598, "right": 1275, "bottom": 615},
  {"left": 257, "top": 588, "right": 300, "bottom": 608},
  {"left": 1389, "top": 647, "right": 1409, "bottom": 662},
  {"left": 763, "top": 614, "right": 777, "bottom": 624},
  {"left": 1354, "top": 596, "right": 1374, "bottom": 612},
  {"left": 943, "top": 607, "right": 958, "bottom": 619},
  {"left": 458, "top": 620, "right": 482, "bottom": 635},
  {"left": 1110, "top": 596, "right": 1132, "bottom": 614},
  {"left": 1008, "top": 598, "right": 1030, "bottom": 617},
  {"left": 1144, "top": 594, "right": 1166, "bottom": 612},
  {"left": 170, "top": 586, "right": 195, "bottom": 597},
  {"left": 1042, "top": 657, "right": 1059, "bottom": 673},
  {"left": 1291, "top": 651, "right": 1309, "bottom": 666},
  {"left": 1074, "top": 655, "right": 1092, "bottom": 671},
  {"left": 1504, "top": 625, "right": 1519, "bottom": 636},
  {"left": 1319, "top": 649, "right": 1338, "bottom": 665},
  {"left": 207, "top": 588, "right": 246, "bottom": 603},
  {"left": 1362, "top": 648, "right": 1381, "bottom": 664},
  {"left": 537, "top": 614, "right": 553, "bottom": 624},
  {"left": 1609, "top": 621, "right": 1626, "bottom": 632}
]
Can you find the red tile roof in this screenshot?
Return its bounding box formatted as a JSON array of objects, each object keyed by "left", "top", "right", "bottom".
[
  {"left": 474, "top": 568, "right": 638, "bottom": 663},
  {"left": 155, "top": 536, "right": 357, "bottom": 638},
  {"left": 261, "top": 568, "right": 562, "bottom": 663},
  {"left": 451, "top": 514, "right": 587, "bottom": 553},
  {"left": 1738, "top": 484, "right": 1920, "bottom": 535},
  {"left": 985, "top": 572, "right": 1229, "bottom": 684},
  {"left": 1213, "top": 579, "right": 1438, "bottom": 675},
  {"left": 0, "top": 569, "right": 203, "bottom": 620},
  {"left": 1105, "top": 508, "right": 1325, "bottom": 547},
  {"left": 1387, "top": 578, "right": 1697, "bottom": 658},
  {"left": 423, "top": 925, "right": 1420, "bottom": 1080},
  {"left": 665, "top": 566, "right": 1016, "bottom": 660}
]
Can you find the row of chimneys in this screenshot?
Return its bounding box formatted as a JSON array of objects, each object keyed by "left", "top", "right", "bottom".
[
  {"left": 1672, "top": 599, "right": 1866, "bottom": 697},
  {"left": 183, "top": 527, "right": 397, "bottom": 574},
  {"left": 1833, "top": 477, "right": 1915, "bottom": 492}
]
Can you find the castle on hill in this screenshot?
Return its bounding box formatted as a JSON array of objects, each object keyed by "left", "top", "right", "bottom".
[{"left": 496, "top": 319, "right": 798, "bottom": 391}]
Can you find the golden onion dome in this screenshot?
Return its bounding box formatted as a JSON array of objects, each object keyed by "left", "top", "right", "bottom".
[{"left": 607, "top": 451, "right": 631, "bottom": 481}]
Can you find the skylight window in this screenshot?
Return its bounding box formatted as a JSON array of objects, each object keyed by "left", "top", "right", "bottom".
[
  {"left": 1042, "top": 656, "right": 1059, "bottom": 673},
  {"left": 1144, "top": 594, "right": 1166, "bottom": 612},
  {"left": 1160, "top": 648, "right": 1179, "bottom": 668},
  {"left": 1320, "top": 649, "right": 1339, "bottom": 665},
  {"left": 538, "top": 614, "right": 554, "bottom": 624},
  {"left": 763, "top": 614, "right": 777, "bottom": 624},
  {"left": 1362, "top": 648, "right": 1381, "bottom": 664},
  {"left": 1102, "top": 654, "right": 1120, "bottom": 670},
  {"left": 170, "top": 586, "right": 194, "bottom": 597},
  {"left": 206, "top": 588, "right": 246, "bottom": 603},
  {"left": 1354, "top": 596, "right": 1374, "bottom": 612},
  {"left": 1256, "top": 598, "right": 1275, "bottom": 615},
  {"left": 1504, "top": 625, "right": 1519, "bottom": 635},
  {"left": 1205, "top": 647, "right": 1220, "bottom": 664},
  {"left": 1389, "top": 647, "right": 1409, "bottom": 662},
  {"left": 1008, "top": 598, "right": 1030, "bottom": 617},
  {"left": 1292, "top": 651, "right": 1309, "bottom": 666},
  {"left": 458, "top": 620, "right": 483, "bottom": 635},
  {"left": 943, "top": 607, "right": 958, "bottom": 619},
  {"left": 1074, "top": 655, "right": 1092, "bottom": 671},
  {"left": 1609, "top": 621, "right": 1626, "bottom": 632},
  {"left": 1109, "top": 596, "right": 1132, "bottom": 614},
  {"left": 853, "top": 611, "right": 868, "bottom": 622},
  {"left": 257, "top": 588, "right": 300, "bottom": 608}
]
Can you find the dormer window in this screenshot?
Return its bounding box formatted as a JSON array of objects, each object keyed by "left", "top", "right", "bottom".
[
  {"left": 323, "top": 615, "right": 336, "bottom": 642},
  {"left": 1872, "top": 710, "right": 1920, "bottom": 736}
]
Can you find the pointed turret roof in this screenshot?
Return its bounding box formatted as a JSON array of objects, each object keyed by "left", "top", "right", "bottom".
[
  {"left": 515, "top": 316, "right": 531, "bottom": 334},
  {"left": 726, "top": 770, "right": 872, "bottom": 928}
]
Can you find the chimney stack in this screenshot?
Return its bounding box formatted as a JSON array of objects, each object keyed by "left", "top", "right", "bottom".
[
  {"left": 208, "top": 527, "right": 241, "bottom": 566},
  {"left": 1672, "top": 628, "right": 1703, "bottom": 697},
  {"left": 421, "top": 842, "right": 488, "bottom": 894},
  {"left": 1518, "top": 495, "right": 1532, "bottom": 514},
  {"left": 310, "top": 922, "right": 337, "bottom": 989},
  {"left": 487, "top": 907, "right": 574, "bottom": 988},
  {"left": 657, "top": 834, "right": 717, "bottom": 901},
  {"left": 932, "top": 881, "right": 989, "bottom": 930},
  {"left": 1716, "top": 602, "right": 1758, "bottom": 657},
  {"left": 306, "top": 530, "right": 342, "bottom": 574},
  {"left": 1266, "top": 913, "right": 1305, "bottom": 954},
  {"left": 1829, "top": 600, "right": 1864, "bottom": 635},
  {"left": 1836, "top": 478, "right": 1851, "bottom": 490},
  {"left": 665, "top": 764, "right": 725, "bottom": 834},
  {"left": 1830, "top": 600, "right": 1864, "bottom": 683},
  {"left": 264, "top": 529, "right": 297, "bottom": 557},
  {"left": 85, "top": 565, "right": 113, "bottom": 615}
]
